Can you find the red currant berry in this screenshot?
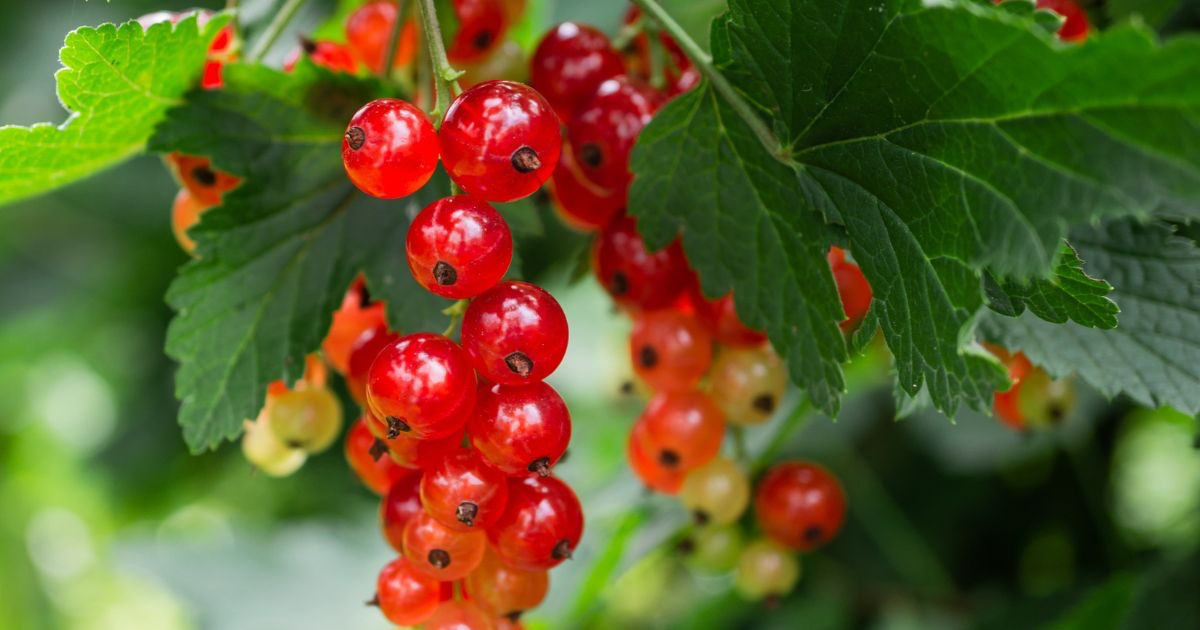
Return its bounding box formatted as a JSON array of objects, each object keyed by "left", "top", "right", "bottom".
[
  {"left": 345, "top": 1, "right": 418, "bottom": 73},
  {"left": 754, "top": 460, "right": 846, "bottom": 551},
  {"left": 629, "top": 309, "right": 712, "bottom": 392},
  {"left": 640, "top": 390, "right": 725, "bottom": 472},
  {"left": 1026, "top": 0, "right": 1090, "bottom": 41},
  {"left": 380, "top": 471, "right": 423, "bottom": 553},
  {"left": 171, "top": 188, "right": 211, "bottom": 254},
  {"left": 568, "top": 76, "right": 663, "bottom": 195},
  {"left": 530, "top": 22, "right": 625, "bottom": 121},
  {"left": 283, "top": 37, "right": 360, "bottom": 73},
  {"left": 461, "top": 281, "right": 569, "bottom": 385},
  {"left": 627, "top": 418, "right": 685, "bottom": 494},
  {"left": 165, "top": 153, "right": 241, "bottom": 206},
  {"left": 366, "top": 333, "right": 477, "bottom": 439},
  {"left": 346, "top": 418, "right": 412, "bottom": 495},
  {"left": 987, "top": 345, "right": 1033, "bottom": 430},
  {"left": 549, "top": 139, "right": 622, "bottom": 231},
  {"left": 447, "top": 0, "right": 508, "bottom": 63},
  {"left": 469, "top": 381, "right": 571, "bottom": 476},
  {"left": 407, "top": 196, "right": 514, "bottom": 299},
  {"left": 424, "top": 599, "right": 496, "bottom": 630},
  {"left": 379, "top": 422, "right": 465, "bottom": 468},
  {"left": 346, "top": 324, "right": 399, "bottom": 404},
  {"left": 322, "top": 277, "right": 386, "bottom": 374},
  {"left": 620, "top": 7, "right": 692, "bottom": 92},
  {"left": 593, "top": 214, "right": 690, "bottom": 311},
  {"left": 687, "top": 285, "right": 767, "bottom": 347},
  {"left": 403, "top": 510, "right": 487, "bottom": 580},
  {"left": 464, "top": 546, "right": 549, "bottom": 618},
  {"left": 488, "top": 475, "right": 584, "bottom": 571},
  {"left": 439, "top": 81, "right": 562, "bottom": 202},
  {"left": 827, "top": 247, "right": 872, "bottom": 331},
  {"left": 420, "top": 450, "right": 509, "bottom": 530},
  {"left": 343, "top": 98, "right": 439, "bottom": 199},
  {"left": 201, "top": 23, "right": 235, "bottom": 90},
  {"left": 374, "top": 556, "right": 441, "bottom": 626}
]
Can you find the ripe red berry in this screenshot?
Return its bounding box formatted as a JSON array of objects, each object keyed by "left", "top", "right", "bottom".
[
  {"left": 629, "top": 309, "right": 712, "bottom": 392},
  {"left": 464, "top": 546, "right": 549, "bottom": 618},
  {"left": 640, "top": 390, "right": 725, "bottom": 472},
  {"left": 423, "top": 599, "right": 496, "bottom": 630},
  {"left": 202, "top": 24, "right": 235, "bottom": 89},
  {"left": 420, "top": 450, "right": 510, "bottom": 530},
  {"left": 447, "top": 0, "right": 509, "bottom": 63},
  {"left": 488, "top": 475, "right": 584, "bottom": 571},
  {"left": 621, "top": 7, "right": 695, "bottom": 98},
  {"left": 568, "top": 76, "right": 663, "bottom": 195},
  {"left": 406, "top": 196, "right": 513, "bottom": 299},
  {"left": 343, "top": 98, "right": 439, "bottom": 199},
  {"left": 374, "top": 557, "right": 440, "bottom": 626},
  {"left": 627, "top": 418, "right": 685, "bottom": 494},
  {"left": 530, "top": 22, "right": 625, "bottom": 121},
  {"left": 346, "top": 324, "right": 399, "bottom": 404},
  {"left": 345, "top": 1, "right": 418, "bottom": 72},
  {"left": 593, "top": 214, "right": 690, "bottom": 310},
  {"left": 827, "top": 247, "right": 872, "bottom": 331},
  {"left": 165, "top": 153, "right": 241, "bottom": 206},
  {"left": 283, "top": 37, "right": 359, "bottom": 73},
  {"left": 403, "top": 511, "right": 487, "bottom": 580},
  {"left": 439, "top": 81, "right": 562, "bottom": 202},
  {"left": 469, "top": 381, "right": 571, "bottom": 476},
  {"left": 461, "top": 281, "right": 569, "bottom": 385},
  {"left": 379, "top": 424, "right": 465, "bottom": 469},
  {"left": 322, "top": 277, "right": 386, "bottom": 374},
  {"left": 754, "top": 461, "right": 846, "bottom": 551},
  {"left": 346, "top": 418, "right": 412, "bottom": 495},
  {"left": 549, "top": 139, "right": 623, "bottom": 231},
  {"left": 366, "top": 333, "right": 478, "bottom": 439},
  {"left": 687, "top": 285, "right": 767, "bottom": 347},
  {"left": 989, "top": 346, "right": 1033, "bottom": 430},
  {"left": 380, "top": 471, "right": 424, "bottom": 552}
]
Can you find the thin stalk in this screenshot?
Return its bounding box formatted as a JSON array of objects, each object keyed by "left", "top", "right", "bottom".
[
  {"left": 441, "top": 299, "right": 469, "bottom": 337},
  {"left": 249, "top": 0, "right": 306, "bottom": 63},
  {"left": 381, "top": 0, "right": 409, "bottom": 80},
  {"left": 416, "top": 0, "right": 463, "bottom": 123},
  {"left": 752, "top": 396, "right": 813, "bottom": 474},
  {"left": 730, "top": 426, "right": 749, "bottom": 466},
  {"left": 629, "top": 0, "right": 789, "bottom": 163}
]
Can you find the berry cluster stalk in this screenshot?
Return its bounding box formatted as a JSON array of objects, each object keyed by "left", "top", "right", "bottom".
[
  {"left": 416, "top": 0, "right": 464, "bottom": 124},
  {"left": 249, "top": 0, "right": 307, "bottom": 63},
  {"left": 628, "top": 0, "right": 789, "bottom": 163},
  {"left": 381, "top": 0, "right": 410, "bottom": 80}
]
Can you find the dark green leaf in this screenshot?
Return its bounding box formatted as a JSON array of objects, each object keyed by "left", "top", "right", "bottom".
[
  {"left": 634, "top": 0, "right": 1200, "bottom": 415},
  {"left": 982, "top": 219, "right": 1200, "bottom": 414},
  {"left": 0, "top": 15, "right": 228, "bottom": 206},
  {"left": 150, "top": 63, "right": 449, "bottom": 452},
  {"left": 985, "top": 242, "right": 1119, "bottom": 328}
]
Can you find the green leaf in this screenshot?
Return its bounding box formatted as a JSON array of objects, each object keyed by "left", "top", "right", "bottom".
[
  {"left": 985, "top": 242, "right": 1119, "bottom": 328},
  {"left": 630, "top": 87, "right": 848, "bottom": 414},
  {"left": 1106, "top": 0, "right": 1182, "bottom": 29},
  {"left": 633, "top": 0, "right": 1200, "bottom": 415},
  {"left": 0, "top": 15, "right": 228, "bottom": 206},
  {"left": 982, "top": 219, "right": 1200, "bottom": 415},
  {"left": 1047, "top": 575, "right": 1136, "bottom": 630},
  {"left": 149, "top": 63, "right": 449, "bottom": 452}
]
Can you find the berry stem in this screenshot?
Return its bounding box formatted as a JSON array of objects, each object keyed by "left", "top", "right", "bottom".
[
  {"left": 381, "top": 0, "right": 409, "bottom": 80},
  {"left": 248, "top": 0, "right": 306, "bottom": 63},
  {"left": 628, "top": 0, "right": 789, "bottom": 163},
  {"left": 730, "top": 425, "right": 749, "bottom": 465},
  {"left": 415, "top": 0, "right": 464, "bottom": 125},
  {"left": 752, "top": 395, "right": 812, "bottom": 475},
  {"left": 441, "top": 299, "right": 469, "bottom": 337}
]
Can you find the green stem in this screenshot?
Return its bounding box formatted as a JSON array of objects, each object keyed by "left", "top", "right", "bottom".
[
  {"left": 731, "top": 426, "right": 749, "bottom": 466},
  {"left": 249, "top": 0, "right": 306, "bottom": 63},
  {"left": 752, "top": 396, "right": 813, "bottom": 474},
  {"left": 441, "top": 299, "right": 469, "bottom": 337},
  {"left": 629, "top": 0, "right": 789, "bottom": 163},
  {"left": 381, "top": 0, "right": 409, "bottom": 80},
  {"left": 415, "top": 0, "right": 463, "bottom": 124},
  {"left": 832, "top": 448, "right": 956, "bottom": 597}
]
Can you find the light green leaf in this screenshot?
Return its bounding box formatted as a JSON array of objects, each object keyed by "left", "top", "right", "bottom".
[
  {"left": 0, "top": 15, "right": 228, "bottom": 206},
  {"left": 149, "top": 63, "right": 449, "bottom": 452},
  {"left": 983, "top": 219, "right": 1200, "bottom": 415}
]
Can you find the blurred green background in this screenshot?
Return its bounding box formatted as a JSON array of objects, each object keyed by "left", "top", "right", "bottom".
[{"left": 1, "top": 1, "right": 1198, "bottom": 629}]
